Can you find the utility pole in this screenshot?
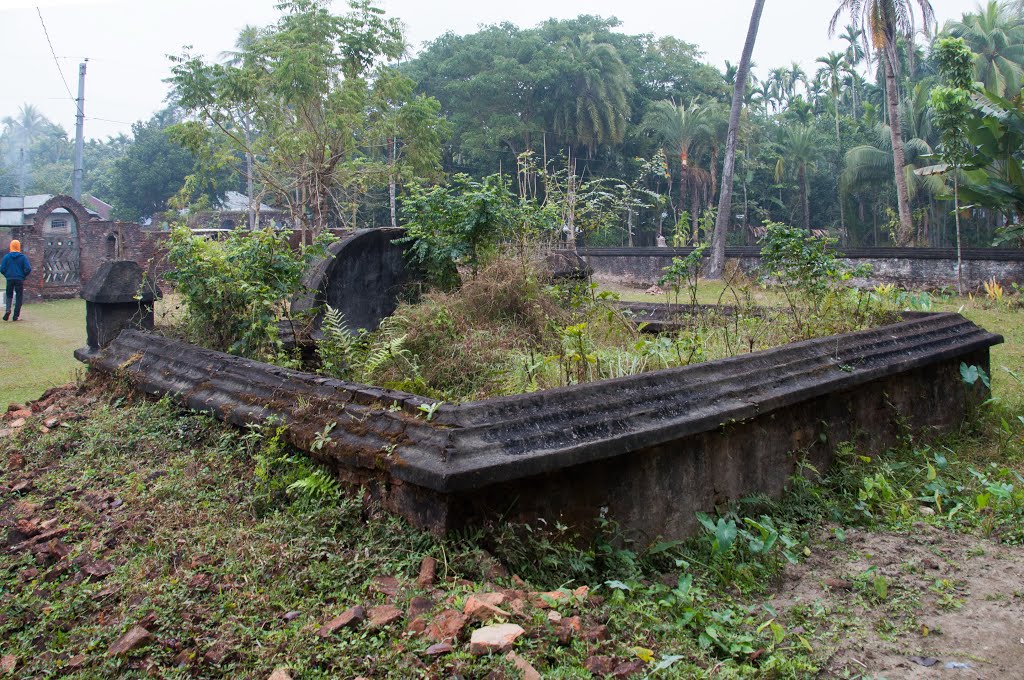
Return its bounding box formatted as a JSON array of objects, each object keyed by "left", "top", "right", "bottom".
[{"left": 72, "top": 60, "right": 87, "bottom": 201}]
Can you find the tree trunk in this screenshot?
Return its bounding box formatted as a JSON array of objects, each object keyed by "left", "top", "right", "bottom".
[
  {"left": 243, "top": 117, "right": 255, "bottom": 230},
  {"left": 884, "top": 53, "right": 914, "bottom": 245},
  {"left": 800, "top": 164, "right": 810, "bottom": 230},
  {"left": 388, "top": 137, "right": 397, "bottom": 228},
  {"left": 691, "top": 178, "right": 701, "bottom": 243},
  {"left": 954, "top": 171, "right": 963, "bottom": 295},
  {"left": 710, "top": 144, "right": 719, "bottom": 203},
  {"left": 834, "top": 104, "right": 846, "bottom": 234},
  {"left": 708, "top": 0, "right": 765, "bottom": 278}
]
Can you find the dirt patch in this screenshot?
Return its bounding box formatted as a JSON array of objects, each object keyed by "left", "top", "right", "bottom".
[{"left": 770, "top": 524, "right": 1024, "bottom": 678}]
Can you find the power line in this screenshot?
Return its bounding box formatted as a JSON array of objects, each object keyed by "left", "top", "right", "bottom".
[
  {"left": 92, "top": 116, "right": 133, "bottom": 126},
  {"left": 36, "top": 7, "right": 83, "bottom": 118}
]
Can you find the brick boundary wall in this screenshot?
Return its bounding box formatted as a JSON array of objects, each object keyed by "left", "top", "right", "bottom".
[{"left": 0, "top": 194, "right": 347, "bottom": 302}]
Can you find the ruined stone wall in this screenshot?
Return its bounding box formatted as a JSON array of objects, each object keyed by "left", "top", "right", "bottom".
[
  {"left": 77, "top": 311, "right": 1001, "bottom": 543},
  {"left": 4, "top": 215, "right": 347, "bottom": 302},
  {"left": 579, "top": 247, "right": 1024, "bottom": 291}
]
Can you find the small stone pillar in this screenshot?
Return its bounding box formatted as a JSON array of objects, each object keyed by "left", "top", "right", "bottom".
[{"left": 81, "top": 261, "right": 161, "bottom": 350}]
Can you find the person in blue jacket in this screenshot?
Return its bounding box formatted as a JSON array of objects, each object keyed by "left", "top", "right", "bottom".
[{"left": 1, "top": 239, "right": 31, "bottom": 321}]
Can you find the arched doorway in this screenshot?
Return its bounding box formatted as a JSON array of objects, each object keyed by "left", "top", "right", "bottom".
[{"left": 32, "top": 195, "right": 91, "bottom": 287}]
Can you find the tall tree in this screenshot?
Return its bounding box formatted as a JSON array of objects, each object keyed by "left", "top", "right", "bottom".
[
  {"left": 365, "top": 69, "right": 450, "bottom": 227},
  {"left": 830, "top": 0, "right": 936, "bottom": 245},
  {"left": 945, "top": 0, "right": 1024, "bottom": 98},
  {"left": 108, "top": 111, "right": 228, "bottom": 221},
  {"left": 549, "top": 33, "right": 633, "bottom": 156},
  {"left": 170, "top": 0, "right": 410, "bottom": 239},
  {"left": 930, "top": 37, "right": 976, "bottom": 293},
  {"left": 709, "top": 0, "right": 765, "bottom": 278},
  {"left": 839, "top": 23, "right": 867, "bottom": 68},
  {"left": 642, "top": 99, "right": 712, "bottom": 242},
  {"left": 775, "top": 124, "right": 821, "bottom": 230},
  {"left": 221, "top": 25, "right": 263, "bottom": 228},
  {"left": 817, "top": 51, "right": 848, "bottom": 230},
  {"left": 817, "top": 52, "right": 848, "bottom": 144}
]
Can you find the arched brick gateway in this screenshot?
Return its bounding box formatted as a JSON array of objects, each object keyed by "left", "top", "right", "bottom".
[{"left": 31, "top": 195, "right": 95, "bottom": 294}]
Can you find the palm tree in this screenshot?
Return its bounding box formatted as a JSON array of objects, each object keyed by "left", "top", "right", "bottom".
[
  {"left": 818, "top": 51, "right": 849, "bottom": 230},
  {"left": 756, "top": 80, "right": 774, "bottom": 117},
  {"left": 843, "top": 85, "right": 944, "bottom": 244},
  {"left": 840, "top": 24, "right": 867, "bottom": 68},
  {"left": 709, "top": 0, "right": 765, "bottom": 279},
  {"left": 776, "top": 124, "right": 822, "bottom": 230},
  {"left": 642, "top": 99, "right": 712, "bottom": 242},
  {"left": 550, "top": 34, "right": 632, "bottom": 157},
  {"left": 788, "top": 62, "right": 808, "bottom": 101},
  {"left": 769, "top": 67, "right": 790, "bottom": 108},
  {"left": 842, "top": 62, "right": 864, "bottom": 116},
  {"left": 2, "top": 104, "right": 51, "bottom": 194},
  {"left": 830, "top": 0, "right": 937, "bottom": 245},
  {"left": 817, "top": 52, "right": 848, "bottom": 134},
  {"left": 945, "top": 0, "right": 1024, "bottom": 97},
  {"left": 2, "top": 104, "right": 47, "bottom": 148}
]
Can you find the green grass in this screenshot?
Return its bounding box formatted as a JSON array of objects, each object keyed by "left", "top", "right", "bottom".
[
  {"left": 1, "top": 282, "right": 1023, "bottom": 677},
  {"left": 0, "top": 297, "right": 85, "bottom": 405}
]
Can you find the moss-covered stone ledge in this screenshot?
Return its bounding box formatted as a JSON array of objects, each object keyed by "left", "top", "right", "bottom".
[{"left": 75, "top": 312, "right": 1001, "bottom": 543}]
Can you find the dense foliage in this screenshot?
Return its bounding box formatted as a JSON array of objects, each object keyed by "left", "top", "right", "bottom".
[
  {"left": 314, "top": 228, "right": 895, "bottom": 403},
  {"left": 6, "top": 1, "right": 1024, "bottom": 247},
  {"left": 163, "top": 226, "right": 324, "bottom": 359}
]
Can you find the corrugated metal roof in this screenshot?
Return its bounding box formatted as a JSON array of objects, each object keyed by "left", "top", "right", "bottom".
[
  {"left": 23, "top": 194, "right": 51, "bottom": 209},
  {"left": 0, "top": 195, "right": 100, "bottom": 223},
  {"left": 220, "top": 190, "right": 276, "bottom": 213}
]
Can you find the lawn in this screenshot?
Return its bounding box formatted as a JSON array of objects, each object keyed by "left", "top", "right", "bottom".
[{"left": 0, "top": 297, "right": 85, "bottom": 406}]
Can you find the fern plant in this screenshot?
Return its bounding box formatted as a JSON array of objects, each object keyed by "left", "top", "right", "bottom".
[
  {"left": 316, "top": 307, "right": 423, "bottom": 390},
  {"left": 317, "top": 306, "right": 371, "bottom": 380},
  {"left": 286, "top": 468, "right": 341, "bottom": 501}
]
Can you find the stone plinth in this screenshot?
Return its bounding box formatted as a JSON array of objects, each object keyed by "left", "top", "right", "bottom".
[
  {"left": 76, "top": 312, "right": 1001, "bottom": 543},
  {"left": 79, "top": 260, "right": 161, "bottom": 351}
]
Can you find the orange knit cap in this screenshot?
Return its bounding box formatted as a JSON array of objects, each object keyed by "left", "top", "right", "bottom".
[{"left": 9, "top": 240, "right": 20, "bottom": 252}]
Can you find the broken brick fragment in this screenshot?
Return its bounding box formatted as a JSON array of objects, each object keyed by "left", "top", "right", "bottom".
[
  {"left": 107, "top": 626, "right": 151, "bottom": 657},
  {"left": 317, "top": 605, "right": 365, "bottom": 637}
]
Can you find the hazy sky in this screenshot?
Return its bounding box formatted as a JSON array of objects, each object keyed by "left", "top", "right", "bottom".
[{"left": 0, "top": 0, "right": 985, "bottom": 141}]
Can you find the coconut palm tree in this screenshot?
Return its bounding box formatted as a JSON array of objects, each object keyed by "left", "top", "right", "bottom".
[
  {"left": 818, "top": 52, "right": 849, "bottom": 230},
  {"left": 842, "top": 61, "right": 864, "bottom": 116},
  {"left": 768, "top": 67, "right": 790, "bottom": 108},
  {"left": 843, "top": 84, "right": 945, "bottom": 244},
  {"left": 2, "top": 104, "right": 47, "bottom": 149},
  {"left": 788, "top": 62, "right": 808, "bottom": 101},
  {"left": 840, "top": 23, "right": 867, "bottom": 68},
  {"left": 817, "top": 52, "right": 848, "bottom": 139},
  {"left": 550, "top": 33, "right": 632, "bottom": 157},
  {"left": 830, "top": 0, "right": 936, "bottom": 245},
  {"left": 709, "top": 0, "right": 766, "bottom": 278},
  {"left": 945, "top": 0, "right": 1024, "bottom": 97},
  {"left": 776, "top": 124, "right": 822, "bottom": 230},
  {"left": 642, "top": 99, "right": 712, "bottom": 242},
  {"left": 756, "top": 80, "right": 774, "bottom": 117}
]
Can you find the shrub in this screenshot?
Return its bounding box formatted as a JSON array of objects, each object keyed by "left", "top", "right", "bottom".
[{"left": 164, "top": 225, "right": 325, "bottom": 360}]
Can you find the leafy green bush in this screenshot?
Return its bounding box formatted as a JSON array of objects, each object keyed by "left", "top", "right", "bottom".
[
  {"left": 758, "top": 223, "right": 889, "bottom": 336},
  {"left": 399, "top": 173, "right": 517, "bottom": 288},
  {"left": 164, "top": 225, "right": 325, "bottom": 360}
]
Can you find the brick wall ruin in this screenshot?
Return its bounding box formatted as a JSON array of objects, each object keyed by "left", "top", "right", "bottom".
[{"left": 0, "top": 195, "right": 343, "bottom": 302}]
